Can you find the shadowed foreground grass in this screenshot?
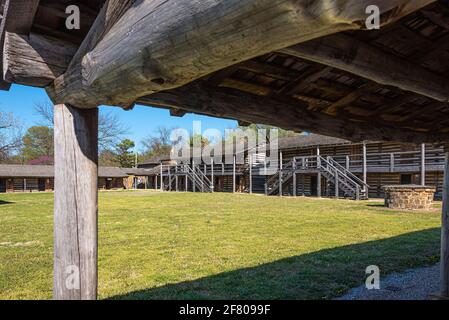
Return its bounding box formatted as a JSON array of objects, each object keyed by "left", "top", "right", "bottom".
[{"left": 0, "top": 191, "right": 442, "bottom": 300}]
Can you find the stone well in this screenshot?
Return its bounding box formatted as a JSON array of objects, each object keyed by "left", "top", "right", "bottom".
[{"left": 383, "top": 185, "right": 436, "bottom": 210}]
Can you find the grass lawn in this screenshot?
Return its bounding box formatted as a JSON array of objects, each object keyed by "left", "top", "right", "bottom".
[{"left": 0, "top": 191, "right": 442, "bottom": 300}]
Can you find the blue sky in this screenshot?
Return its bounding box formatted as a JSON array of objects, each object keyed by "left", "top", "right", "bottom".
[{"left": 0, "top": 84, "right": 238, "bottom": 151}]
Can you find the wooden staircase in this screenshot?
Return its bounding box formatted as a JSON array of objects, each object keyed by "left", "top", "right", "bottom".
[{"left": 266, "top": 156, "right": 369, "bottom": 200}]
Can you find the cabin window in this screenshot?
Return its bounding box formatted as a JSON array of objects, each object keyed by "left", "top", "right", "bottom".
[{"left": 400, "top": 174, "right": 412, "bottom": 185}]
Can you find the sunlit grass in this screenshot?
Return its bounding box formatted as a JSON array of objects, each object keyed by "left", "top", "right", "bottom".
[{"left": 0, "top": 191, "right": 442, "bottom": 300}]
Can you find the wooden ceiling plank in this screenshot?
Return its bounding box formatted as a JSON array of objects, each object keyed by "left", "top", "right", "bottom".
[
  {"left": 321, "top": 82, "right": 381, "bottom": 115},
  {"left": 280, "top": 33, "right": 449, "bottom": 103}
]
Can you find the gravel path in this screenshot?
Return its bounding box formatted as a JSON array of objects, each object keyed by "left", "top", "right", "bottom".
[{"left": 337, "top": 264, "right": 440, "bottom": 300}]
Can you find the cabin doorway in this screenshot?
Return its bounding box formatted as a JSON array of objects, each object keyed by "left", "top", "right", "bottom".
[
  {"left": 105, "top": 178, "right": 113, "bottom": 190},
  {"left": 38, "top": 179, "right": 46, "bottom": 192},
  {"left": 0, "top": 179, "right": 6, "bottom": 193}
]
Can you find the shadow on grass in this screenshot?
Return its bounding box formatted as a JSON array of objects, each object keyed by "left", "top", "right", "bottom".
[
  {"left": 366, "top": 203, "right": 386, "bottom": 207},
  {"left": 0, "top": 199, "right": 13, "bottom": 205},
  {"left": 109, "top": 228, "right": 440, "bottom": 300}
]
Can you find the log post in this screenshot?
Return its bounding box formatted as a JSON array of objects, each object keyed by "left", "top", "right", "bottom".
[
  {"left": 362, "top": 141, "right": 367, "bottom": 186},
  {"left": 279, "top": 152, "right": 283, "bottom": 197},
  {"left": 441, "top": 149, "right": 449, "bottom": 297},
  {"left": 211, "top": 159, "right": 214, "bottom": 193},
  {"left": 317, "top": 147, "right": 321, "bottom": 198},
  {"left": 232, "top": 156, "right": 236, "bottom": 193},
  {"left": 53, "top": 104, "right": 98, "bottom": 300},
  {"left": 160, "top": 164, "right": 164, "bottom": 191},
  {"left": 421, "top": 143, "right": 426, "bottom": 186},
  {"left": 248, "top": 155, "right": 252, "bottom": 194},
  {"left": 293, "top": 157, "right": 297, "bottom": 197}
]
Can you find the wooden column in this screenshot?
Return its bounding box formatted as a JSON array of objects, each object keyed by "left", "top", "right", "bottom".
[
  {"left": 362, "top": 142, "right": 367, "bottom": 185},
  {"left": 249, "top": 155, "right": 252, "bottom": 194},
  {"left": 421, "top": 143, "right": 426, "bottom": 186},
  {"left": 175, "top": 166, "right": 179, "bottom": 192},
  {"left": 211, "top": 159, "right": 214, "bottom": 193},
  {"left": 168, "top": 167, "right": 172, "bottom": 191},
  {"left": 233, "top": 156, "right": 236, "bottom": 194},
  {"left": 160, "top": 164, "right": 163, "bottom": 191},
  {"left": 279, "top": 152, "right": 283, "bottom": 197},
  {"left": 441, "top": 149, "right": 449, "bottom": 297},
  {"left": 335, "top": 168, "right": 339, "bottom": 199},
  {"left": 317, "top": 147, "right": 321, "bottom": 198},
  {"left": 192, "top": 161, "right": 196, "bottom": 192},
  {"left": 292, "top": 158, "right": 297, "bottom": 197},
  {"left": 53, "top": 104, "right": 98, "bottom": 300}
]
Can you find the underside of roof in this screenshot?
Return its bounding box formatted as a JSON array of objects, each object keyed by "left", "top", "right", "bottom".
[
  {"left": 0, "top": 165, "right": 129, "bottom": 178},
  {"left": 1, "top": 0, "right": 449, "bottom": 143}
]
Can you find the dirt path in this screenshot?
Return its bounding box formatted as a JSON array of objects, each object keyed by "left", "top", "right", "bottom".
[{"left": 337, "top": 264, "right": 440, "bottom": 300}]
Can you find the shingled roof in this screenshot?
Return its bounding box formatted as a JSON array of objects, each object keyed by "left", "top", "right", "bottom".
[{"left": 0, "top": 165, "right": 129, "bottom": 178}]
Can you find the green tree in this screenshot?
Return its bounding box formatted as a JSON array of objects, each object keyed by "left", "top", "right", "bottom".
[
  {"left": 115, "top": 139, "right": 135, "bottom": 168},
  {"left": 141, "top": 126, "right": 173, "bottom": 159},
  {"left": 189, "top": 133, "right": 210, "bottom": 148},
  {"left": 0, "top": 109, "right": 22, "bottom": 161},
  {"left": 21, "top": 126, "right": 54, "bottom": 162}
]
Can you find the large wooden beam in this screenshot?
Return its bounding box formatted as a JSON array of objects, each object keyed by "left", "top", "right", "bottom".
[
  {"left": 280, "top": 32, "right": 449, "bottom": 103},
  {"left": 0, "top": 0, "right": 40, "bottom": 90},
  {"left": 47, "top": 0, "right": 426, "bottom": 108},
  {"left": 137, "top": 82, "right": 449, "bottom": 143},
  {"left": 54, "top": 104, "right": 98, "bottom": 300},
  {"left": 3, "top": 32, "right": 77, "bottom": 87}
]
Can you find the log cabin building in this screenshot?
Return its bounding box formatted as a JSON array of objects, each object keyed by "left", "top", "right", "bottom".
[
  {"left": 137, "top": 134, "right": 445, "bottom": 199},
  {"left": 0, "top": 165, "right": 132, "bottom": 192}
]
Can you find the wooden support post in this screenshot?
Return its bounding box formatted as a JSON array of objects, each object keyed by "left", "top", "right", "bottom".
[
  {"left": 53, "top": 104, "right": 98, "bottom": 300},
  {"left": 441, "top": 150, "right": 449, "bottom": 297},
  {"left": 175, "top": 166, "right": 179, "bottom": 192},
  {"left": 346, "top": 156, "right": 350, "bottom": 171},
  {"left": 249, "top": 155, "right": 252, "bottom": 194},
  {"left": 317, "top": 147, "right": 321, "bottom": 198},
  {"left": 335, "top": 168, "right": 339, "bottom": 199},
  {"left": 421, "top": 143, "right": 426, "bottom": 186},
  {"left": 279, "top": 152, "right": 283, "bottom": 197},
  {"left": 233, "top": 156, "right": 236, "bottom": 194},
  {"left": 192, "top": 161, "right": 196, "bottom": 192},
  {"left": 24, "top": 178, "right": 27, "bottom": 192},
  {"left": 155, "top": 176, "right": 158, "bottom": 190},
  {"left": 293, "top": 158, "right": 297, "bottom": 197},
  {"left": 390, "top": 153, "right": 395, "bottom": 173},
  {"left": 160, "top": 164, "right": 163, "bottom": 191},
  {"left": 211, "top": 159, "right": 214, "bottom": 193},
  {"left": 168, "top": 167, "right": 172, "bottom": 192},
  {"left": 362, "top": 142, "right": 367, "bottom": 185}
]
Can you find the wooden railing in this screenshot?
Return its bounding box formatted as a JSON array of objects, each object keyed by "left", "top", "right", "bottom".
[{"left": 331, "top": 149, "right": 445, "bottom": 173}]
